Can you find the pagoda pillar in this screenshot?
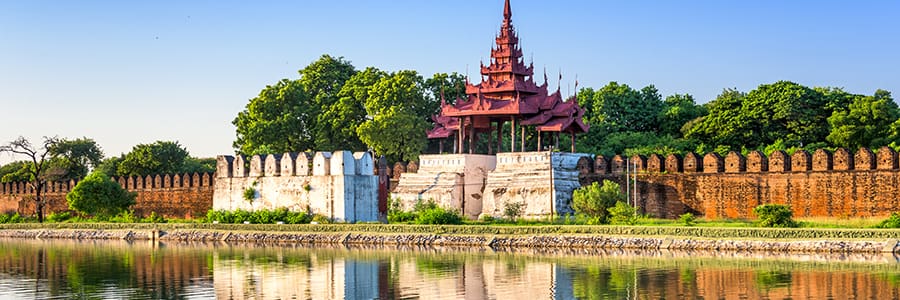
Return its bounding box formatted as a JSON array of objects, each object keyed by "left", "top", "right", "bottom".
[
  {"left": 487, "top": 125, "right": 493, "bottom": 154},
  {"left": 458, "top": 117, "right": 465, "bottom": 154},
  {"left": 468, "top": 117, "right": 475, "bottom": 154},
  {"left": 521, "top": 125, "right": 526, "bottom": 152},
  {"left": 496, "top": 121, "right": 503, "bottom": 153},
  {"left": 510, "top": 117, "right": 516, "bottom": 152},
  {"left": 537, "top": 130, "right": 542, "bottom": 152},
  {"left": 571, "top": 131, "right": 576, "bottom": 153}
]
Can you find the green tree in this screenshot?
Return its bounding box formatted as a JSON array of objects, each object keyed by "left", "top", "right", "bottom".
[
  {"left": 303, "top": 55, "right": 358, "bottom": 150},
  {"left": 94, "top": 155, "right": 123, "bottom": 177},
  {"left": 358, "top": 106, "right": 429, "bottom": 162},
  {"left": 316, "top": 67, "right": 387, "bottom": 151},
  {"left": 47, "top": 137, "right": 104, "bottom": 182},
  {"left": 357, "top": 70, "right": 433, "bottom": 161},
  {"left": 0, "top": 161, "right": 31, "bottom": 183},
  {"left": 0, "top": 136, "right": 62, "bottom": 222},
  {"left": 66, "top": 171, "right": 135, "bottom": 218},
  {"left": 233, "top": 79, "right": 315, "bottom": 155},
  {"left": 424, "top": 72, "right": 467, "bottom": 104},
  {"left": 658, "top": 94, "right": 707, "bottom": 137},
  {"left": 827, "top": 90, "right": 899, "bottom": 149},
  {"left": 182, "top": 157, "right": 217, "bottom": 174},
  {"left": 572, "top": 180, "right": 625, "bottom": 223},
  {"left": 117, "top": 141, "right": 190, "bottom": 177},
  {"left": 577, "top": 83, "right": 664, "bottom": 153},
  {"left": 686, "top": 81, "right": 833, "bottom": 149}
]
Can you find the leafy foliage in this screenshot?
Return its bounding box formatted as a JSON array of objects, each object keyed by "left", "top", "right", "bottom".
[
  {"left": 876, "top": 212, "right": 900, "bottom": 229},
  {"left": 66, "top": 172, "right": 136, "bottom": 218},
  {"left": 607, "top": 201, "right": 638, "bottom": 225},
  {"left": 753, "top": 204, "right": 798, "bottom": 228},
  {"left": 503, "top": 201, "right": 526, "bottom": 221},
  {"left": 415, "top": 207, "right": 463, "bottom": 225},
  {"left": 205, "top": 209, "right": 312, "bottom": 224},
  {"left": 679, "top": 213, "right": 696, "bottom": 226},
  {"left": 827, "top": 90, "right": 899, "bottom": 149},
  {"left": 0, "top": 161, "right": 31, "bottom": 183},
  {"left": 572, "top": 180, "right": 625, "bottom": 223},
  {"left": 116, "top": 141, "right": 190, "bottom": 177}
]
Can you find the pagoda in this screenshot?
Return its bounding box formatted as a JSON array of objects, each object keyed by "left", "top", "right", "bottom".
[{"left": 427, "top": 0, "right": 589, "bottom": 154}]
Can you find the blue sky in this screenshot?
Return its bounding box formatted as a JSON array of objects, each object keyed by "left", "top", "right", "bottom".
[{"left": 1, "top": 1, "right": 898, "bottom": 163}]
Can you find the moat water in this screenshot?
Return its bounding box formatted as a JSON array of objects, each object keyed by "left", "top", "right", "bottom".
[{"left": 0, "top": 238, "right": 897, "bottom": 299}]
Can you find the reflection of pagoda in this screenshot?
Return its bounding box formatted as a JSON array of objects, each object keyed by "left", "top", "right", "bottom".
[{"left": 427, "top": 0, "right": 588, "bottom": 154}]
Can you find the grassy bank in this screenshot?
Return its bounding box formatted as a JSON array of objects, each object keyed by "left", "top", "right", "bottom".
[{"left": 1, "top": 223, "right": 898, "bottom": 240}]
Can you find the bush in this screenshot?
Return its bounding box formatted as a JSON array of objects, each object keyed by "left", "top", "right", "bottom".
[
  {"left": 66, "top": 172, "right": 136, "bottom": 218},
  {"left": 679, "top": 213, "right": 697, "bottom": 226},
  {"left": 311, "top": 214, "right": 332, "bottom": 224},
  {"left": 109, "top": 210, "right": 137, "bottom": 223},
  {"left": 47, "top": 212, "right": 73, "bottom": 223},
  {"left": 572, "top": 180, "right": 624, "bottom": 223},
  {"left": 754, "top": 204, "right": 798, "bottom": 228},
  {"left": 415, "top": 207, "right": 463, "bottom": 225},
  {"left": 205, "top": 209, "right": 313, "bottom": 224},
  {"left": 607, "top": 201, "right": 638, "bottom": 225},
  {"left": 503, "top": 201, "right": 526, "bottom": 221},
  {"left": 141, "top": 211, "right": 166, "bottom": 223},
  {"left": 876, "top": 212, "right": 900, "bottom": 228}
]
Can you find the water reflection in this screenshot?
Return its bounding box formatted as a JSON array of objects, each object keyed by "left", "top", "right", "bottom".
[{"left": 0, "top": 238, "right": 897, "bottom": 299}]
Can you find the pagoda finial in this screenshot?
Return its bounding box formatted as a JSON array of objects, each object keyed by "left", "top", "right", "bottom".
[{"left": 504, "top": 0, "right": 512, "bottom": 21}]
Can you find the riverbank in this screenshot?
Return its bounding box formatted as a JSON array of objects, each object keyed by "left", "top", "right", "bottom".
[{"left": 0, "top": 223, "right": 898, "bottom": 254}]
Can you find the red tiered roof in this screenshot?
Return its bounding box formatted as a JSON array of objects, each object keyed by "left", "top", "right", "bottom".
[{"left": 427, "top": 0, "right": 588, "bottom": 140}]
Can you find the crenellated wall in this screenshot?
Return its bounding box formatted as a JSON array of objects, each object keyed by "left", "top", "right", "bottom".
[
  {"left": 582, "top": 147, "right": 900, "bottom": 219},
  {"left": 213, "top": 151, "right": 379, "bottom": 222},
  {"left": 0, "top": 173, "right": 214, "bottom": 219}
]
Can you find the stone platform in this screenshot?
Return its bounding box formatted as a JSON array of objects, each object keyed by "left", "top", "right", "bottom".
[
  {"left": 392, "top": 152, "right": 590, "bottom": 219},
  {"left": 391, "top": 154, "right": 496, "bottom": 218},
  {"left": 481, "top": 152, "right": 589, "bottom": 218}
]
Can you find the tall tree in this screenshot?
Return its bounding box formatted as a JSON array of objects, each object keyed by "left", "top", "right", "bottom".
[
  {"left": 828, "top": 90, "right": 900, "bottom": 149},
  {"left": 47, "top": 137, "right": 104, "bottom": 182},
  {"left": 658, "top": 94, "right": 707, "bottom": 138},
  {"left": 357, "top": 70, "right": 431, "bottom": 162},
  {"left": 0, "top": 161, "right": 31, "bottom": 183},
  {"left": 0, "top": 136, "right": 62, "bottom": 222},
  {"left": 117, "top": 141, "right": 190, "bottom": 177},
  {"left": 233, "top": 79, "right": 315, "bottom": 155},
  {"left": 316, "top": 67, "right": 387, "bottom": 151},
  {"left": 424, "top": 72, "right": 467, "bottom": 105}
]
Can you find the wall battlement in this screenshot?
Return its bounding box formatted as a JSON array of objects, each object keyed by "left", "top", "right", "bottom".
[
  {"left": 590, "top": 147, "right": 900, "bottom": 175},
  {"left": 216, "top": 151, "right": 375, "bottom": 179}
]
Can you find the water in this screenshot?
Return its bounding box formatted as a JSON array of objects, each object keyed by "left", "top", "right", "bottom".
[{"left": 0, "top": 238, "right": 897, "bottom": 299}]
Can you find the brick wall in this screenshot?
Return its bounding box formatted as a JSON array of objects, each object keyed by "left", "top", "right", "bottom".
[
  {"left": 582, "top": 147, "right": 900, "bottom": 219},
  {"left": 0, "top": 173, "right": 214, "bottom": 219}
]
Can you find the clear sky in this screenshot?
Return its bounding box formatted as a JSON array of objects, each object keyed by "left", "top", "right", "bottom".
[{"left": 2, "top": 0, "right": 898, "bottom": 164}]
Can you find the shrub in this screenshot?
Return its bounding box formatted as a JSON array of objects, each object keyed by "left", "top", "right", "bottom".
[
  {"left": 503, "top": 201, "right": 526, "bottom": 221},
  {"left": 285, "top": 211, "right": 311, "bottom": 224},
  {"left": 7, "top": 213, "right": 23, "bottom": 223},
  {"left": 47, "top": 212, "right": 73, "bottom": 223},
  {"left": 607, "top": 201, "right": 638, "bottom": 225},
  {"left": 243, "top": 187, "right": 256, "bottom": 203},
  {"left": 311, "top": 214, "right": 332, "bottom": 224},
  {"left": 415, "top": 207, "right": 463, "bottom": 225},
  {"left": 753, "top": 204, "right": 798, "bottom": 228},
  {"left": 572, "top": 180, "right": 624, "bottom": 223},
  {"left": 876, "top": 212, "right": 900, "bottom": 228},
  {"left": 679, "top": 213, "right": 697, "bottom": 226},
  {"left": 141, "top": 211, "right": 166, "bottom": 223},
  {"left": 66, "top": 172, "right": 136, "bottom": 218},
  {"left": 109, "top": 210, "right": 137, "bottom": 223}
]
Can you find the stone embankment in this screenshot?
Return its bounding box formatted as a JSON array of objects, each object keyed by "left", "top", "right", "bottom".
[{"left": 0, "top": 229, "right": 897, "bottom": 254}]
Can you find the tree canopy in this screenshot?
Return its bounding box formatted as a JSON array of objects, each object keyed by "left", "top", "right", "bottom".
[
  {"left": 116, "top": 141, "right": 191, "bottom": 177},
  {"left": 66, "top": 171, "right": 135, "bottom": 218}
]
